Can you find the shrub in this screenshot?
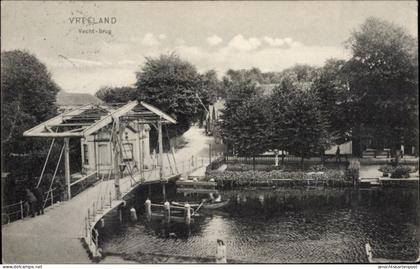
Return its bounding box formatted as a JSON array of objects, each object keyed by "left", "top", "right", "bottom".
[
  {"left": 390, "top": 166, "right": 412, "bottom": 178},
  {"left": 310, "top": 164, "right": 327, "bottom": 172},
  {"left": 379, "top": 165, "right": 417, "bottom": 174},
  {"left": 206, "top": 169, "right": 346, "bottom": 187}
]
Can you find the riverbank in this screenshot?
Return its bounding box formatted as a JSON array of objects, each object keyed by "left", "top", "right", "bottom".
[{"left": 205, "top": 156, "right": 418, "bottom": 188}]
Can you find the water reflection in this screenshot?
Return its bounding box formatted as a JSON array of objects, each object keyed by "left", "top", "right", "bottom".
[{"left": 101, "top": 187, "right": 419, "bottom": 263}]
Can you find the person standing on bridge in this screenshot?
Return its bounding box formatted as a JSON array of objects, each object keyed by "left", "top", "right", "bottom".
[
  {"left": 32, "top": 185, "right": 45, "bottom": 215},
  {"left": 25, "top": 188, "right": 37, "bottom": 217}
]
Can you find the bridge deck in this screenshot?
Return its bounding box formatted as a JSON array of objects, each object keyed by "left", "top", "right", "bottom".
[{"left": 1, "top": 169, "right": 177, "bottom": 264}]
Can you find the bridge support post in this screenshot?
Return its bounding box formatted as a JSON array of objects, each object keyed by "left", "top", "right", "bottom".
[
  {"left": 130, "top": 208, "right": 138, "bottom": 222},
  {"left": 145, "top": 199, "right": 151, "bottom": 222},
  {"left": 162, "top": 183, "right": 166, "bottom": 202},
  {"left": 158, "top": 120, "right": 163, "bottom": 180},
  {"left": 163, "top": 201, "right": 171, "bottom": 225},
  {"left": 113, "top": 118, "right": 122, "bottom": 200},
  {"left": 64, "top": 137, "right": 71, "bottom": 200},
  {"left": 184, "top": 203, "right": 191, "bottom": 225}
]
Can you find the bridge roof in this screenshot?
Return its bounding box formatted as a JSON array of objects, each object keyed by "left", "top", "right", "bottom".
[{"left": 23, "top": 101, "right": 176, "bottom": 138}]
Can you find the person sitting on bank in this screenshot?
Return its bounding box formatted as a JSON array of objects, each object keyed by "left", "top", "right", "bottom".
[{"left": 216, "top": 239, "right": 227, "bottom": 263}]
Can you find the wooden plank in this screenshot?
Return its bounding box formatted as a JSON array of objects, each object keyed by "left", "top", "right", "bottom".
[
  {"left": 151, "top": 213, "right": 194, "bottom": 224},
  {"left": 70, "top": 171, "right": 98, "bottom": 186},
  {"left": 140, "top": 101, "right": 177, "bottom": 124},
  {"left": 82, "top": 101, "right": 138, "bottom": 137},
  {"left": 48, "top": 123, "right": 92, "bottom": 127},
  {"left": 23, "top": 104, "right": 93, "bottom": 137},
  {"left": 177, "top": 188, "right": 218, "bottom": 194},
  {"left": 176, "top": 181, "right": 217, "bottom": 187}
]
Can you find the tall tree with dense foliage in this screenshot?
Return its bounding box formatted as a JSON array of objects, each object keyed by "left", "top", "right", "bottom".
[
  {"left": 134, "top": 54, "right": 204, "bottom": 134},
  {"left": 199, "top": 70, "right": 223, "bottom": 103},
  {"left": 313, "top": 59, "right": 353, "bottom": 142},
  {"left": 270, "top": 76, "right": 331, "bottom": 163},
  {"left": 219, "top": 80, "right": 270, "bottom": 160},
  {"left": 345, "top": 17, "right": 418, "bottom": 156},
  {"left": 1, "top": 50, "right": 60, "bottom": 158}
]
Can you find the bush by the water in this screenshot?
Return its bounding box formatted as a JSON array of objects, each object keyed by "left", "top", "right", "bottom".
[
  {"left": 379, "top": 165, "right": 417, "bottom": 178},
  {"left": 206, "top": 169, "right": 347, "bottom": 187}
]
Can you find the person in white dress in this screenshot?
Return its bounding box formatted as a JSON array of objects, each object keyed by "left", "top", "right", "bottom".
[{"left": 216, "top": 239, "right": 227, "bottom": 263}]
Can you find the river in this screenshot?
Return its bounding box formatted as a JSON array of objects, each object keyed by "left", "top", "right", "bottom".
[{"left": 99, "top": 186, "right": 419, "bottom": 263}]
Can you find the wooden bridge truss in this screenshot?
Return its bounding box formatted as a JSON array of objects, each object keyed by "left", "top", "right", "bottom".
[{"left": 23, "top": 100, "right": 177, "bottom": 201}]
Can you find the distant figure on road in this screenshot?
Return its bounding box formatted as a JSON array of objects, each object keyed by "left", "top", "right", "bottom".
[
  {"left": 336, "top": 146, "right": 341, "bottom": 163},
  {"left": 216, "top": 239, "right": 227, "bottom": 263},
  {"left": 25, "top": 188, "right": 37, "bottom": 217}
]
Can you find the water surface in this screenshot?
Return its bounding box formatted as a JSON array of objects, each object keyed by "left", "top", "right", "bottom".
[{"left": 100, "top": 187, "right": 419, "bottom": 263}]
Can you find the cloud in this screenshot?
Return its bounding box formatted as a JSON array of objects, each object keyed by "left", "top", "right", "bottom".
[
  {"left": 141, "top": 33, "right": 161, "bottom": 46},
  {"left": 207, "top": 35, "right": 223, "bottom": 46},
  {"left": 227, "top": 35, "right": 261, "bottom": 51},
  {"left": 158, "top": 34, "right": 167, "bottom": 40},
  {"left": 171, "top": 42, "right": 350, "bottom": 76},
  {"left": 263, "top": 36, "right": 285, "bottom": 47},
  {"left": 263, "top": 36, "right": 304, "bottom": 48},
  {"left": 45, "top": 35, "right": 349, "bottom": 95}
]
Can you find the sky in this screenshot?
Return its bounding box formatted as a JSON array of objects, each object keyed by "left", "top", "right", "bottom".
[{"left": 1, "top": 1, "right": 418, "bottom": 95}]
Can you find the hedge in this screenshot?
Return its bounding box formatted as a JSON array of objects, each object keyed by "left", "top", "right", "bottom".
[{"left": 206, "top": 169, "right": 351, "bottom": 188}]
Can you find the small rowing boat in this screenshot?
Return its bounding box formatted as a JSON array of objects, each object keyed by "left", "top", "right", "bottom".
[{"left": 171, "top": 199, "right": 230, "bottom": 210}]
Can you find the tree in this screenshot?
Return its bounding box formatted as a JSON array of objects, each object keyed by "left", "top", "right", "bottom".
[
  {"left": 270, "top": 80, "right": 331, "bottom": 163},
  {"left": 134, "top": 53, "right": 204, "bottom": 134},
  {"left": 313, "top": 59, "right": 353, "bottom": 143},
  {"left": 345, "top": 17, "right": 418, "bottom": 156},
  {"left": 199, "top": 70, "right": 223, "bottom": 103},
  {"left": 1, "top": 50, "right": 60, "bottom": 158},
  {"left": 219, "top": 80, "right": 263, "bottom": 156},
  {"left": 219, "top": 81, "right": 271, "bottom": 167},
  {"left": 1, "top": 50, "right": 61, "bottom": 203},
  {"left": 95, "top": 86, "right": 135, "bottom": 103}
]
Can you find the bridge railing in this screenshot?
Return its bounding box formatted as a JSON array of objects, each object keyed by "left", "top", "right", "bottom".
[
  {"left": 2, "top": 187, "right": 60, "bottom": 225},
  {"left": 173, "top": 153, "right": 224, "bottom": 176},
  {"left": 70, "top": 171, "right": 100, "bottom": 198}
]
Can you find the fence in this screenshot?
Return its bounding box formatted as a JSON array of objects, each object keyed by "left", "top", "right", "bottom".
[
  {"left": 2, "top": 187, "right": 61, "bottom": 225},
  {"left": 172, "top": 153, "right": 224, "bottom": 176},
  {"left": 225, "top": 154, "right": 349, "bottom": 165}
]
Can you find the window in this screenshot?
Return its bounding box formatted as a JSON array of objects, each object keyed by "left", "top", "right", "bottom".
[
  {"left": 122, "top": 143, "right": 133, "bottom": 161},
  {"left": 98, "top": 144, "right": 111, "bottom": 166},
  {"left": 83, "top": 144, "right": 89, "bottom": 165}
]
